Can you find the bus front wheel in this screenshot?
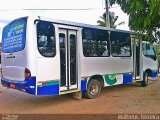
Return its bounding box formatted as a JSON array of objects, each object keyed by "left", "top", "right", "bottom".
[
  {"left": 83, "top": 79, "right": 101, "bottom": 99},
  {"left": 141, "top": 72, "right": 149, "bottom": 87}
]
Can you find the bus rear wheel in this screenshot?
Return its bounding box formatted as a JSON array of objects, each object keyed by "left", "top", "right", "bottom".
[
  {"left": 141, "top": 72, "right": 149, "bottom": 87},
  {"left": 83, "top": 79, "right": 101, "bottom": 99}
]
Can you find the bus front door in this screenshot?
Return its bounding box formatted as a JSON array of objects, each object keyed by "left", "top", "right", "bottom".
[
  {"left": 133, "top": 39, "right": 141, "bottom": 79},
  {"left": 59, "top": 28, "right": 78, "bottom": 91}
]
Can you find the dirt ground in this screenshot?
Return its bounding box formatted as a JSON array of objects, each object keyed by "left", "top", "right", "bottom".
[{"left": 0, "top": 77, "right": 160, "bottom": 114}]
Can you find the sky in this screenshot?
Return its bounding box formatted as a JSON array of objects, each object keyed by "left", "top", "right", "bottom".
[{"left": 0, "top": 0, "right": 129, "bottom": 41}]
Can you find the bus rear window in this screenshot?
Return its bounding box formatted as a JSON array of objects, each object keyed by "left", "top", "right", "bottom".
[{"left": 2, "top": 18, "right": 27, "bottom": 53}]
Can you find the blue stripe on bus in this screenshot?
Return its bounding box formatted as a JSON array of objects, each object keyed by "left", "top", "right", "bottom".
[
  {"left": 151, "top": 70, "right": 158, "bottom": 78},
  {"left": 123, "top": 73, "right": 133, "bottom": 84},
  {"left": 37, "top": 84, "right": 59, "bottom": 95},
  {"left": 1, "top": 77, "right": 36, "bottom": 95},
  {"left": 81, "top": 80, "right": 87, "bottom": 91},
  {"left": 25, "top": 77, "right": 36, "bottom": 95}
]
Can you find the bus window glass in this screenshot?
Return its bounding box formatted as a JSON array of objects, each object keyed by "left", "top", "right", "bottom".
[
  {"left": 111, "top": 32, "right": 131, "bottom": 57},
  {"left": 70, "top": 34, "right": 77, "bottom": 85},
  {"left": 97, "top": 30, "right": 109, "bottom": 56},
  {"left": 143, "top": 42, "right": 156, "bottom": 57},
  {"left": 2, "top": 18, "right": 27, "bottom": 53},
  {"left": 37, "top": 21, "right": 56, "bottom": 57},
  {"left": 82, "top": 28, "right": 109, "bottom": 57},
  {"left": 59, "top": 33, "right": 66, "bottom": 86}
]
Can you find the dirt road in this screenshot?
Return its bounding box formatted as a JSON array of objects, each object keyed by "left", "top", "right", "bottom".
[{"left": 0, "top": 78, "right": 160, "bottom": 114}]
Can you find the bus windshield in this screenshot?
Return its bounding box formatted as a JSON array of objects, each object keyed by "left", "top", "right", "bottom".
[{"left": 2, "top": 17, "right": 27, "bottom": 53}]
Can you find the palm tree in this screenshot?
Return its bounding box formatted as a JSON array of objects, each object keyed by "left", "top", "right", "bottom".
[{"left": 97, "top": 11, "right": 124, "bottom": 28}]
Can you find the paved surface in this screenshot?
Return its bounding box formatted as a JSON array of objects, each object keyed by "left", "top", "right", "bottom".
[{"left": 0, "top": 77, "right": 160, "bottom": 114}]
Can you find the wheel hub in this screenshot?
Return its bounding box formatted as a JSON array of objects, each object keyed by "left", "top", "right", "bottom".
[{"left": 90, "top": 83, "right": 98, "bottom": 95}]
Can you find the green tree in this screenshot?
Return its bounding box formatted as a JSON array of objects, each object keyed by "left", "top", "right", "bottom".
[
  {"left": 97, "top": 11, "right": 124, "bottom": 28},
  {"left": 109, "top": 0, "right": 160, "bottom": 42}
]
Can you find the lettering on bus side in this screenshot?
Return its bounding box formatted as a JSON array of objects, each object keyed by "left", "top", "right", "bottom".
[{"left": 2, "top": 18, "right": 27, "bottom": 53}]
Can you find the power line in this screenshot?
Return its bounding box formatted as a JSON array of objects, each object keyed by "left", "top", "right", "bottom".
[{"left": 23, "top": 8, "right": 95, "bottom": 11}]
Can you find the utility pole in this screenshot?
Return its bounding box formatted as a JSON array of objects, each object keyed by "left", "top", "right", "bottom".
[{"left": 105, "top": 0, "right": 110, "bottom": 27}]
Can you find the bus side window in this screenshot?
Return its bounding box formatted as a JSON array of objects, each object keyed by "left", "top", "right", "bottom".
[
  {"left": 37, "top": 21, "right": 56, "bottom": 57},
  {"left": 111, "top": 32, "right": 131, "bottom": 57},
  {"left": 82, "top": 28, "right": 109, "bottom": 57}
]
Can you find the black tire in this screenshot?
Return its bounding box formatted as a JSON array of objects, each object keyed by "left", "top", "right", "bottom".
[
  {"left": 141, "top": 72, "right": 149, "bottom": 87},
  {"left": 83, "top": 79, "right": 101, "bottom": 99}
]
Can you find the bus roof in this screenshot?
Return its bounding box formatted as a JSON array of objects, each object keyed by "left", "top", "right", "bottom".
[
  {"left": 37, "top": 16, "right": 136, "bottom": 35},
  {"left": 4, "top": 16, "right": 137, "bottom": 35}
]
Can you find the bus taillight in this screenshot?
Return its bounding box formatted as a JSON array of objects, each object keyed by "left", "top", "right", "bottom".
[
  {"left": 25, "top": 68, "right": 31, "bottom": 80},
  {"left": 0, "top": 68, "right": 2, "bottom": 77}
]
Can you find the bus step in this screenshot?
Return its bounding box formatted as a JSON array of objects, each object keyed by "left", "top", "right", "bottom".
[
  {"left": 133, "top": 79, "right": 142, "bottom": 82},
  {"left": 60, "top": 89, "right": 80, "bottom": 95}
]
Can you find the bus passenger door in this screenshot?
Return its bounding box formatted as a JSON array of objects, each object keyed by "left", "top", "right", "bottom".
[
  {"left": 133, "top": 38, "right": 141, "bottom": 79},
  {"left": 59, "top": 28, "right": 78, "bottom": 91}
]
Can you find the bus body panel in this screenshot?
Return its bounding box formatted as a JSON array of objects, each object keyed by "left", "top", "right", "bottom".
[
  {"left": 2, "top": 66, "right": 25, "bottom": 81},
  {"left": 1, "top": 17, "right": 28, "bottom": 81},
  {"left": 35, "top": 22, "right": 61, "bottom": 95},
  {"left": 81, "top": 57, "right": 133, "bottom": 76},
  {"left": 81, "top": 56, "right": 133, "bottom": 86},
  {"left": 2, "top": 47, "right": 27, "bottom": 81},
  {"left": 142, "top": 42, "right": 158, "bottom": 77},
  {"left": 143, "top": 56, "right": 158, "bottom": 77},
  {"left": 1, "top": 16, "right": 158, "bottom": 97},
  {"left": 36, "top": 57, "right": 60, "bottom": 95},
  {"left": 1, "top": 17, "right": 37, "bottom": 95}
]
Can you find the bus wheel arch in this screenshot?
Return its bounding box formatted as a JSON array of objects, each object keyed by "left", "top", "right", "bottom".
[
  {"left": 83, "top": 75, "right": 104, "bottom": 99},
  {"left": 145, "top": 69, "right": 152, "bottom": 77}
]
